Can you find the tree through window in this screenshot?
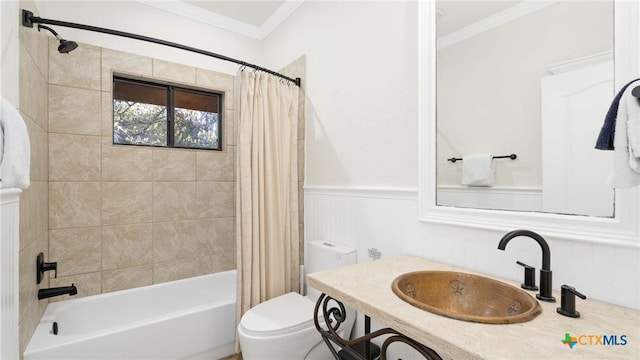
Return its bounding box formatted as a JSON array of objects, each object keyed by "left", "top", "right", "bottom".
[{"left": 113, "top": 76, "right": 222, "bottom": 150}]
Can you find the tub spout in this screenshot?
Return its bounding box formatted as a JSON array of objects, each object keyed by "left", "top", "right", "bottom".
[
  {"left": 498, "top": 230, "right": 555, "bottom": 302},
  {"left": 38, "top": 284, "right": 77, "bottom": 300}
]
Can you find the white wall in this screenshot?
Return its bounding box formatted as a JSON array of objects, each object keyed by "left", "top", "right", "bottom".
[
  {"left": 2, "top": 0, "right": 20, "bottom": 103},
  {"left": 264, "top": 1, "right": 419, "bottom": 188}
]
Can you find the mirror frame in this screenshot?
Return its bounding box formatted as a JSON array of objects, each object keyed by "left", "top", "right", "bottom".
[{"left": 418, "top": 0, "right": 640, "bottom": 247}]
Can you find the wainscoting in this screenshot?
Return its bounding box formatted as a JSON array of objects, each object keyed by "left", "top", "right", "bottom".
[{"left": 304, "top": 186, "right": 420, "bottom": 264}]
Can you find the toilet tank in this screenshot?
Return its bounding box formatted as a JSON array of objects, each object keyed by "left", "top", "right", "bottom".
[
  {"left": 306, "top": 241, "right": 357, "bottom": 274},
  {"left": 305, "top": 241, "right": 356, "bottom": 301}
]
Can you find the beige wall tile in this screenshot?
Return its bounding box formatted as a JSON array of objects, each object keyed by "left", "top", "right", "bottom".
[
  {"left": 19, "top": 22, "right": 48, "bottom": 79},
  {"left": 49, "top": 133, "right": 101, "bottom": 181},
  {"left": 18, "top": 20, "right": 50, "bottom": 355},
  {"left": 101, "top": 182, "right": 152, "bottom": 225},
  {"left": 196, "top": 217, "right": 234, "bottom": 256},
  {"left": 152, "top": 59, "right": 196, "bottom": 85},
  {"left": 196, "top": 181, "right": 234, "bottom": 218},
  {"left": 49, "top": 272, "right": 101, "bottom": 302},
  {"left": 153, "top": 220, "right": 197, "bottom": 262},
  {"left": 154, "top": 258, "right": 199, "bottom": 284},
  {"left": 19, "top": 43, "right": 47, "bottom": 130},
  {"left": 153, "top": 149, "right": 196, "bottom": 181},
  {"left": 49, "top": 84, "right": 101, "bottom": 135},
  {"left": 23, "top": 114, "right": 48, "bottom": 181},
  {"left": 102, "top": 265, "right": 153, "bottom": 293},
  {"left": 19, "top": 181, "right": 48, "bottom": 250},
  {"left": 48, "top": 39, "right": 100, "bottom": 90},
  {"left": 102, "top": 140, "right": 153, "bottom": 181},
  {"left": 101, "top": 91, "right": 113, "bottom": 137},
  {"left": 102, "top": 224, "right": 153, "bottom": 270},
  {"left": 152, "top": 182, "right": 196, "bottom": 221},
  {"left": 196, "top": 147, "right": 234, "bottom": 181},
  {"left": 195, "top": 68, "right": 235, "bottom": 110},
  {"left": 198, "top": 252, "right": 235, "bottom": 275},
  {"left": 49, "top": 182, "right": 101, "bottom": 229},
  {"left": 49, "top": 227, "right": 101, "bottom": 276},
  {"left": 101, "top": 48, "right": 152, "bottom": 92},
  {"left": 19, "top": 290, "right": 44, "bottom": 357},
  {"left": 225, "top": 110, "right": 236, "bottom": 146},
  {"left": 19, "top": 233, "right": 47, "bottom": 322}
]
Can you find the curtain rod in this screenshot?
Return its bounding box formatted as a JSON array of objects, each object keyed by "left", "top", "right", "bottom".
[{"left": 21, "top": 9, "right": 301, "bottom": 87}]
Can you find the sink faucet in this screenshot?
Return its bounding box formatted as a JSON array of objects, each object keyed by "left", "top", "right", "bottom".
[
  {"left": 498, "top": 230, "right": 556, "bottom": 302},
  {"left": 38, "top": 284, "right": 77, "bottom": 300}
]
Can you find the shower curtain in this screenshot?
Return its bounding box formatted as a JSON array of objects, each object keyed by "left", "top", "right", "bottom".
[{"left": 236, "top": 71, "right": 300, "bottom": 323}]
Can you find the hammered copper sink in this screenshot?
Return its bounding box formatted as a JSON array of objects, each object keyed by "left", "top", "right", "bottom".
[{"left": 391, "top": 271, "right": 542, "bottom": 324}]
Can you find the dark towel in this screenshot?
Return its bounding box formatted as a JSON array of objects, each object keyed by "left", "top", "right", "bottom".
[{"left": 595, "top": 79, "right": 640, "bottom": 150}]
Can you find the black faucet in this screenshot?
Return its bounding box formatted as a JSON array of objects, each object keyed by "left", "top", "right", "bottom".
[
  {"left": 498, "top": 230, "right": 556, "bottom": 302},
  {"left": 38, "top": 284, "right": 77, "bottom": 300}
]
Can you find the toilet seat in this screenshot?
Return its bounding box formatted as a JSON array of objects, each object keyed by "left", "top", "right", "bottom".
[{"left": 239, "top": 292, "right": 319, "bottom": 337}]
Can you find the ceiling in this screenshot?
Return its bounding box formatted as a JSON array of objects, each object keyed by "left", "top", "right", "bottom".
[
  {"left": 137, "top": 0, "right": 302, "bottom": 40},
  {"left": 138, "top": 0, "right": 528, "bottom": 40},
  {"left": 183, "top": 1, "right": 285, "bottom": 27},
  {"left": 437, "top": 1, "right": 523, "bottom": 36}
]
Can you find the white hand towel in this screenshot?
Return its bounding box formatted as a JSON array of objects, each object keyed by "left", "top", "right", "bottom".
[
  {"left": 627, "top": 86, "right": 640, "bottom": 161},
  {"left": 608, "top": 81, "right": 640, "bottom": 188},
  {"left": 461, "top": 154, "right": 494, "bottom": 187},
  {"left": 0, "top": 96, "right": 31, "bottom": 190}
]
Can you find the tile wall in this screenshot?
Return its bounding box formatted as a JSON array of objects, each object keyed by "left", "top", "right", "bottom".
[
  {"left": 17, "top": 2, "right": 50, "bottom": 354},
  {"left": 46, "top": 40, "right": 237, "bottom": 297}
]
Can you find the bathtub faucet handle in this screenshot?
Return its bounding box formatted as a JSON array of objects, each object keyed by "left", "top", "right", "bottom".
[
  {"left": 43, "top": 261, "right": 58, "bottom": 278},
  {"left": 36, "top": 252, "right": 58, "bottom": 284}
]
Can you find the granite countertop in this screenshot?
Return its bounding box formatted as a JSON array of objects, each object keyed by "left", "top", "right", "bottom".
[{"left": 306, "top": 255, "right": 639, "bottom": 359}]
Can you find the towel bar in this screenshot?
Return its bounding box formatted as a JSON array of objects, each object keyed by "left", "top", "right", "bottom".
[{"left": 447, "top": 154, "right": 517, "bottom": 163}]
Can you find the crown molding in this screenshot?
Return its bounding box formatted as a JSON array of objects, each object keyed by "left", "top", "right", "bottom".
[
  {"left": 437, "top": 0, "right": 555, "bottom": 50},
  {"left": 546, "top": 51, "right": 613, "bottom": 75},
  {"left": 136, "top": 0, "right": 303, "bottom": 40}
]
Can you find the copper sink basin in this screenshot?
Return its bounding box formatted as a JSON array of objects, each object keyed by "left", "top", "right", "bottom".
[{"left": 391, "top": 271, "right": 541, "bottom": 324}]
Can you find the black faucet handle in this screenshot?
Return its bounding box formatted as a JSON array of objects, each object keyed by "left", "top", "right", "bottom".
[
  {"left": 42, "top": 261, "right": 58, "bottom": 278},
  {"left": 516, "top": 261, "right": 538, "bottom": 291},
  {"left": 557, "top": 285, "right": 587, "bottom": 318},
  {"left": 36, "top": 252, "right": 58, "bottom": 284}
]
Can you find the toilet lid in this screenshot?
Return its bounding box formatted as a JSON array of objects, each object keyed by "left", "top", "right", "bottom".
[{"left": 240, "top": 292, "right": 319, "bottom": 336}]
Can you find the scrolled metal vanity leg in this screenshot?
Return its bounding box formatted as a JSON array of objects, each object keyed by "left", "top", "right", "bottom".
[
  {"left": 380, "top": 335, "right": 443, "bottom": 360},
  {"left": 314, "top": 293, "right": 442, "bottom": 360}
]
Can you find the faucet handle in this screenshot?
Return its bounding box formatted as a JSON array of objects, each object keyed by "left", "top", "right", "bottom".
[
  {"left": 556, "top": 285, "right": 587, "bottom": 318},
  {"left": 42, "top": 261, "right": 58, "bottom": 278},
  {"left": 516, "top": 261, "right": 538, "bottom": 291},
  {"left": 36, "top": 252, "right": 58, "bottom": 284}
]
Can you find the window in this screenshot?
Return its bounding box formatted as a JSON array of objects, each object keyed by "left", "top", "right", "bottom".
[{"left": 113, "top": 76, "right": 222, "bottom": 150}]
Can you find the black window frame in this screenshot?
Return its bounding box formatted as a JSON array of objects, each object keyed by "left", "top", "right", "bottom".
[{"left": 112, "top": 75, "right": 223, "bottom": 151}]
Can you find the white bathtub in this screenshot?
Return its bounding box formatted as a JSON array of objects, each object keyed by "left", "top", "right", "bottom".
[{"left": 24, "top": 270, "right": 237, "bottom": 360}]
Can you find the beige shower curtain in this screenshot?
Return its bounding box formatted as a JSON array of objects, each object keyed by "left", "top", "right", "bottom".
[{"left": 236, "top": 71, "right": 300, "bottom": 323}]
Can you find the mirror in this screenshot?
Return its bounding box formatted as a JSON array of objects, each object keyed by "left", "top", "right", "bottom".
[
  {"left": 435, "top": 1, "right": 614, "bottom": 217},
  {"left": 418, "top": 1, "right": 640, "bottom": 245}
]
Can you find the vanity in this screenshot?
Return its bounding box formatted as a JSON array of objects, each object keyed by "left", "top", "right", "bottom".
[{"left": 307, "top": 255, "right": 639, "bottom": 359}]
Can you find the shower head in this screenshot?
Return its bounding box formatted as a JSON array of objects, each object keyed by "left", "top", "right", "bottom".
[
  {"left": 37, "top": 24, "right": 78, "bottom": 54},
  {"left": 57, "top": 39, "right": 78, "bottom": 54}
]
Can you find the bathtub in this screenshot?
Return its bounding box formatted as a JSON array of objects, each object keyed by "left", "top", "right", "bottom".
[{"left": 24, "top": 270, "right": 237, "bottom": 360}]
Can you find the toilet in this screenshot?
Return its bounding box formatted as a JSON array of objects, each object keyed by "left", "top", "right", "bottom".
[{"left": 238, "top": 241, "right": 357, "bottom": 360}]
